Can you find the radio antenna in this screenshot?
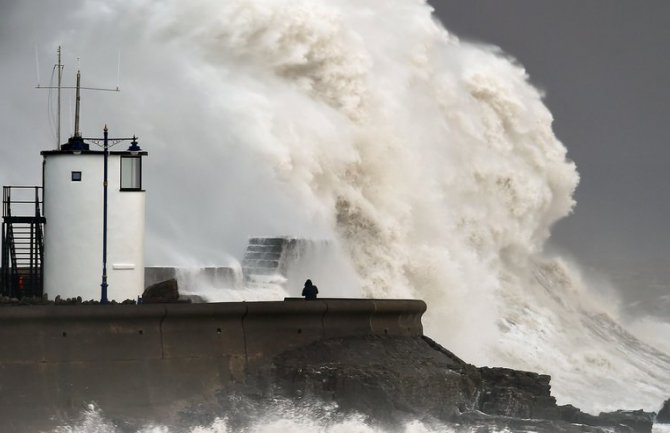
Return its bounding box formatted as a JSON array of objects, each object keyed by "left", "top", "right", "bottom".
[
  {"left": 34, "top": 45, "right": 41, "bottom": 87},
  {"left": 36, "top": 46, "right": 120, "bottom": 149},
  {"left": 117, "top": 50, "right": 121, "bottom": 90}
]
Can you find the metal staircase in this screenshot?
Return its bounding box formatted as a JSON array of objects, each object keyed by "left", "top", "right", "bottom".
[{"left": 1, "top": 186, "right": 45, "bottom": 298}]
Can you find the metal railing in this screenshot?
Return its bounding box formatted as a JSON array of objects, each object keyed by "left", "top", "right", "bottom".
[{"left": 1, "top": 186, "right": 45, "bottom": 298}]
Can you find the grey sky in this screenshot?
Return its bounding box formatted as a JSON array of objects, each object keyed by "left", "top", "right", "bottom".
[{"left": 430, "top": 1, "right": 670, "bottom": 308}]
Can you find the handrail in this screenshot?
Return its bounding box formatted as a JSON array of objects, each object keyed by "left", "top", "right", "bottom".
[
  {"left": 2, "top": 186, "right": 45, "bottom": 297},
  {"left": 2, "top": 186, "right": 43, "bottom": 218}
]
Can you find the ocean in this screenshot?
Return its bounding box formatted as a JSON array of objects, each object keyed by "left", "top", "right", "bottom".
[{"left": 51, "top": 404, "right": 670, "bottom": 433}]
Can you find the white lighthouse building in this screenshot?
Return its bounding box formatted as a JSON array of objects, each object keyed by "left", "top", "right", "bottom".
[
  {"left": 41, "top": 131, "right": 147, "bottom": 302},
  {"left": 1, "top": 49, "right": 148, "bottom": 302}
]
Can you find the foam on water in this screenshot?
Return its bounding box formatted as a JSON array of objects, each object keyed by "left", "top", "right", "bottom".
[
  {"left": 48, "top": 404, "right": 670, "bottom": 433},
  {"left": 3, "top": 0, "right": 669, "bottom": 417},
  {"left": 52, "top": 404, "right": 458, "bottom": 433}
]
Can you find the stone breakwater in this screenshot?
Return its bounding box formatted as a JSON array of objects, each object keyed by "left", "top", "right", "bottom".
[{"left": 0, "top": 299, "right": 661, "bottom": 433}]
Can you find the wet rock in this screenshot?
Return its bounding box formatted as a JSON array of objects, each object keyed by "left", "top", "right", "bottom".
[
  {"left": 266, "top": 336, "right": 481, "bottom": 425},
  {"left": 477, "top": 366, "right": 557, "bottom": 419},
  {"left": 456, "top": 410, "right": 634, "bottom": 433},
  {"left": 553, "top": 404, "right": 600, "bottom": 425},
  {"left": 597, "top": 409, "right": 655, "bottom": 433},
  {"left": 142, "top": 278, "right": 179, "bottom": 303},
  {"left": 142, "top": 278, "right": 194, "bottom": 303},
  {"left": 658, "top": 399, "right": 670, "bottom": 423},
  {"left": 238, "top": 335, "right": 652, "bottom": 433},
  {"left": 235, "top": 335, "right": 648, "bottom": 433}
]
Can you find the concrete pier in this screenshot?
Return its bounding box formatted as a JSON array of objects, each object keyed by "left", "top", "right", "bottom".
[{"left": 0, "top": 299, "right": 425, "bottom": 432}]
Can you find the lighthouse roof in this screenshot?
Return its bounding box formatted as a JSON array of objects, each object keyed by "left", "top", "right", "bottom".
[{"left": 41, "top": 149, "right": 148, "bottom": 156}]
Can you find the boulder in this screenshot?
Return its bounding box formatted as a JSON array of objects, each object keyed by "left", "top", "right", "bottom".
[
  {"left": 142, "top": 278, "right": 180, "bottom": 303},
  {"left": 142, "top": 278, "right": 199, "bottom": 303}
]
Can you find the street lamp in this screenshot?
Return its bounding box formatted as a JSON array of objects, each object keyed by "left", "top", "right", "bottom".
[{"left": 83, "top": 126, "right": 140, "bottom": 304}]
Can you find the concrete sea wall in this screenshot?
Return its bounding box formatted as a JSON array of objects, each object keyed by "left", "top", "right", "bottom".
[{"left": 0, "top": 299, "right": 425, "bottom": 432}]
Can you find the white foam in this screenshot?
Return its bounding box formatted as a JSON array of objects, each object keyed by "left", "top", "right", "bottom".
[{"left": 51, "top": 405, "right": 459, "bottom": 433}]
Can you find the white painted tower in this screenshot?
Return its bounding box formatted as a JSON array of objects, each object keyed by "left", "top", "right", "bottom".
[
  {"left": 42, "top": 129, "right": 147, "bottom": 302},
  {"left": 29, "top": 50, "right": 149, "bottom": 302},
  {"left": 41, "top": 133, "right": 147, "bottom": 301}
]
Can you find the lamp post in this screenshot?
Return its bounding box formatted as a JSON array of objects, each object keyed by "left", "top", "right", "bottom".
[
  {"left": 83, "top": 127, "right": 140, "bottom": 304},
  {"left": 101, "top": 126, "right": 110, "bottom": 304}
]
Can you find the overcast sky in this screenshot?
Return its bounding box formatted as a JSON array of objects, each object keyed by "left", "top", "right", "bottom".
[{"left": 430, "top": 2, "right": 670, "bottom": 290}]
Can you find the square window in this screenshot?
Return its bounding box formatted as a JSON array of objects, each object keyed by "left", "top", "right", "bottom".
[{"left": 71, "top": 171, "right": 82, "bottom": 182}]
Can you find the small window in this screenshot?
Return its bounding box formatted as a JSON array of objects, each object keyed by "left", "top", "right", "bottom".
[
  {"left": 120, "top": 156, "right": 142, "bottom": 190},
  {"left": 71, "top": 171, "right": 82, "bottom": 182}
]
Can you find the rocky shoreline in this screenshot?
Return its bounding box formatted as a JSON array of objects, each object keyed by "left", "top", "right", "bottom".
[{"left": 231, "top": 335, "right": 662, "bottom": 433}]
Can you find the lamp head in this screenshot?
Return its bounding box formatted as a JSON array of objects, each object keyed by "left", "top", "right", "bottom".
[{"left": 128, "top": 136, "right": 141, "bottom": 155}]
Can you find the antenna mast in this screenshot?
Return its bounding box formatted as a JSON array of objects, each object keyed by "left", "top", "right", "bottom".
[
  {"left": 74, "top": 69, "right": 81, "bottom": 137},
  {"left": 57, "top": 46, "right": 63, "bottom": 149},
  {"left": 37, "top": 46, "right": 120, "bottom": 149}
]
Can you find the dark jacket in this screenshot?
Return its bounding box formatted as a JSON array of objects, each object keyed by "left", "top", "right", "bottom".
[{"left": 302, "top": 283, "right": 318, "bottom": 300}]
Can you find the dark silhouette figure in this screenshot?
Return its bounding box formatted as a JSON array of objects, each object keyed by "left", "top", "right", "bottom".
[{"left": 302, "top": 279, "right": 319, "bottom": 300}]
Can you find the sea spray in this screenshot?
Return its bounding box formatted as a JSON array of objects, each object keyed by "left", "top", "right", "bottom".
[
  {"left": 52, "top": 404, "right": 456, "bottom": 433},
  {"left": 48, "top": 404, "right": 670, "bottom": 433},
  {"left": 4, "top": 0, "right": 669, "bottom": 413}
]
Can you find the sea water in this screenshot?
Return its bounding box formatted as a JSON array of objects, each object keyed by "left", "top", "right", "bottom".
[{"left": 50, "top": 404, "right": 670, "bottom": 433}]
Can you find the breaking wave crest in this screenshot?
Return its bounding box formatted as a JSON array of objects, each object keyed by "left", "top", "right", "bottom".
[{"left": 32, "top": 0, "right": 670, "bottom": 414}]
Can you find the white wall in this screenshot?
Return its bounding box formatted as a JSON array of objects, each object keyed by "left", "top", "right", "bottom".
[{"left": 43, "top": 153, "right": 145, "bottom": 301}]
